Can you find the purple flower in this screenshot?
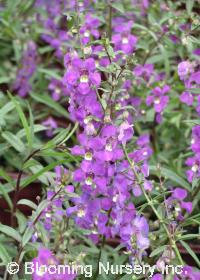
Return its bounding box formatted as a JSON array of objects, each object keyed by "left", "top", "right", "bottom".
[
  {"left": 196, "top": 96, "right": 200, "bottom": 116},
  {"left": 146, "top": 85, "right": 170, "bottom": 123},
  {"left": 185, "top": 125, "right": 200, "bottom": 182},
  {"left": 172, "top": 188, "right": 187, "bottom": 200},
  {"left": 63, "top": 57, "right": 101, "bottom": 95},
  {"left": 169, "top": 34, "right": 180, "bottom": 44},
  {"left": 166, "top": 187, "right": 192, "bottom": 220},
  {"left": 32, "top": 248, "right": 57, "bottom": 280},
  {"left": 112, "top": 33, "right": 138, "bottom": 55},
  {"left": 193, "top": 48, "right": 200, "bottom": 56},
  {"left": 118, "top": 121, "right": 134, "bottom": 145},
  {"left": 49, "top": 78, "right": 69, "bottom": 101},
  {"left": 136, "top": 134, "right": 151, "bottom": 147},
  {"left": 42, "top": 117, "right": 58, "bottom": 137},
  {"left": 120, "top": 215, "right": 149, "bottom": 253},
  {"left": 191, "top": 125, "right": 200, "bottom": 153},
  {"left": 186, "top": 71, "right": 200, "bottom": 88},
  {"left": 179, "top": 91, "right": 193, "bottom": 106},
  {"left": 112, "top": 20, "right": 137, "bottom": 55},
  {"left": 151, "top": 274, "right": 163, "bottom": 280},
  {"left": 174, "top": 266, "right": 200, "bottom": 280},
  {"left": 13, "top": 41, "right": 37, "bottom": 97},
  {"left": 32, "top": 248, "right": 76, "bottom": 280},
  {"left": 186, "top": 154, "right": 200, "bottom": 182},
  {"left": 80, "top": 14, "right": 100, "bottom": 45},
  {"left": 177, "top": 61, "right": 193, "bottom": 81},
  {"left": 146, "top": 85, "right": 170, "bottom": 113},
  {"left": 134, "top": 64, "right": 154, "bottom": 81}
]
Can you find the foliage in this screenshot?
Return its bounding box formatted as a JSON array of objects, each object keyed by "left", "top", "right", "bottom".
[{"left": 0, "top": 0, "right": 200, "bottom": 280}]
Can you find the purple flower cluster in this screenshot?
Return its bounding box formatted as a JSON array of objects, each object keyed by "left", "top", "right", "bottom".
[
  {"left": 36, "top": 166, "right": 74, "bottom": 232},
  {"left": 35, "top": 0, "right": 71, "bottom": 58},
  {"left": 62, "top": 32, "right": 154, "bottom": 258},
  {"left": 146, "top": 85, "right": 170, "bottom": 123},
  {"left": 166, "top": 188, "right": 192, "bottom": 220},
  {"left": 13, "top": 41, "right": 37, "bottom": 97},
  {"left": 49, "top": 78, "right": 70, "bottom": 101},
  {"left": 80, "top": 14, "right": 100, "bottom": 45},
  {"left": 112, "top": 19, "right": 138, "bottom": 55},
  {"left": 63, "top": 54, "right": 102, "bottom": 125},
  {"left": 186, "top": 125, "right": 200, "bottom": 182},
  {"left": 178, "top": 60, "right": 200, "bottom": 115},
  {"left": 32, "top": 248, "right": 76, "bottom": 280},
  {"left": 134, "top": 64, "right": 154, "bottom": 84},
  {"left": 42, "top": 117, "right": 58, "bottom": 137}
]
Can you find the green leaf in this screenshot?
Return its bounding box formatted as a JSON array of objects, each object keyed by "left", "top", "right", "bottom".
[
  {"left": 0, "top": 101, "right": 15, "bottom": 116},
  {"left": 38, "top": 68, "right": 62, "bottom": 80},
  {"left": 16, "top": 211, "right": 27, "bottom": 234},
  {"left": 180, "top": 240, "right": 200, "bottom": 267},
  {"left": 0, "top": 169, "right": 13, "bottom": 184},
  {"left": 28, "top": 104, "right": 34, "bottom": 150},
  {"left": 30, "top": 93, "right": 69, "bottom": 119},
  {"left": 17, "top": 199, "right": 37, "bottom": 210},
  {"left": 23, "top": 159, "right": 39, "bottom": 169},
  {"left": 150, "top": 245, "right": 167, "bottom": 258},
  {"left": 59, "top": 122, "right": 78, "bottom": 145},
  {"left": 8, "top": 92, "right": 32, "bottom": 148},
  {"left": 133, "top": 23, "right": 157, "bottom": 41},
  {"left": 111, "top": 2, "right": 124, "bottom": 13},
  {"left": 0, "top": 224, "right": 22, "bottom": 242},
  {"left": 0, "top": 183, "right": 12, "bottom": 209},
  {"left": 0, "top": 243, "right": 11, "bottom": 264},
  {"left": 2, "top": 131, "right": 25, "bottom": 152},
  {"left": 31, "top": 200, "right": 49, "bottom": 227},
  {"left": 0, "top": 77, "right": 11, "bottom": 84},
  {"left": 150, "top": 166, "right": 191, "bottom": 191},
  {"left": 183, "top": 119, "right": 200, "bottom": 125},
  {"left": 159, "top": 44, "right": 170, "bottom": 77},
  {"left": 187, "top": 88, "right": 200, "bottom": 94},
  {"left": 22, "top": 227, "right": 35, "bottom": 247},
  {"left": 186, "top": 0, "right": 194, "bottom": 15},
  {"left": 179, "top": 234, "right": 200, "bottom": 240},
  {"left": 21, "top": 159, "right": 67, "bottom": 187},
  {"left": 43, "top": 126, "right": 71, "bottom": 150},
  {"left": 17, "top": 124, "right": 47, "bottom": 139}
]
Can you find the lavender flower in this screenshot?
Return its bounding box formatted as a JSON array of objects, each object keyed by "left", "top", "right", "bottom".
[
  {"left": 146, "top": 85, "right": 170, "bottom": 123},
  {"left": 42, "top": 117, "right": 58, "bottom": 137},
  {"left": 112, "top": 20, "right": 137, "bottom": 55},
  {"left": 80, "top": 14, "right": 100, "bottom": 45},
  {"left": 178, "top": 61, "right": 193, "bottom": 81},
  {"left": 13, "top": 41, "right": 37, "bottom": 97},
  {"left": 179, "top": 91, "right": 193, "bottom": 106},
  {"left": 32, "top": 248, "right": 76, "bottom": 280},
  {"left": 166, "top": 187, "right": 192, "bottom": 220},
  {"left": 49, "top": 78, "right": 69, "bottom": 101}
]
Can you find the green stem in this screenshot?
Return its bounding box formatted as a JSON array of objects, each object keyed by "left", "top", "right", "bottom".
[
  {"left": 92, "top": 236, "right": 106, "bottom": 280},
  {"left": 123, "top": 145, "right": 184, "bottom": 265}
]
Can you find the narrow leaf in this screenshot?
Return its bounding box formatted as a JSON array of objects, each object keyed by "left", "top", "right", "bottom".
[
  {"left": 17, "top": 199, "right": 37, "bottom": 210},
  {"left": 180, "top": 240, "right": 200, "bottom": 267},
  {"left": 8, "top": 92, "right": 32, "bottom": 148},
  {"left": 30, "top": 93, "right": 69, "bottom": 119},
  {"left": 0, "top": 224, "right": 22, "bottom": 242},
  {"left": 150, "top": 166, "right": 191, "bottom": 191},
  {"left": 2, "top": 131, "right": 25, "bottom": 152}
]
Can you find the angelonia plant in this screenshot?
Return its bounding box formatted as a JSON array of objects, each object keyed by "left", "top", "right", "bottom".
[{"left": 0, "top": 1, "right": 200, "bottom": 280}]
